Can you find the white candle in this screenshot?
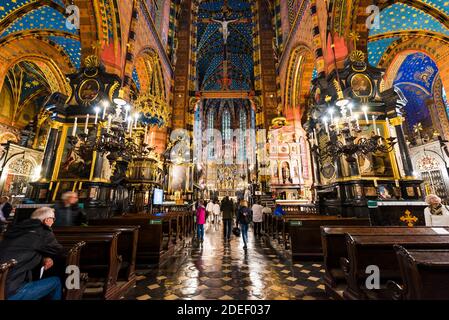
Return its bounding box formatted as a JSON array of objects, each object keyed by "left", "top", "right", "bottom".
[
  {"left": 372, "top": 115, "right": 377, "bottom": 132},
  {"left": 377, "top": 128, "right": 381, "bottom": 136},
  {"left": 385, "top": 117, "right": 390, "bottom": 127},
  {"left": 84, "top": 114, "right": 89, "bottom": 134},
  {"left": 107, "top": 115, "right": 112, "bottom": 133},
  {"left": 102, "top": 103, "right": 108, "bottom": 120},
  {"left": 313, "top": 129, "right": 318, "bottom": 146},
  {"left": 94, "top": 108, "right": 99, "bottom": 125},
  {"left": 72, "top": 117, "right": 78, "bottom": 136},
  {"left": 362, "top": 105, "right": 369, "bottom": 122},
  {"left": 349, "top": 104, "right": 354, "bottom": 117}
]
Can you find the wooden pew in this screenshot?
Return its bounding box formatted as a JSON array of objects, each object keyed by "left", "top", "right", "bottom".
[
  {"left": 389, "top": 246, "right": 449, "bottom": 300},
  {"left": 55, "top": 232, "right": 122, "bottom": 300},
  {"left": 54, "top": 226, "right": 139, "bottom": 292},
  {"left": 321, "top": 226, "right": 449, "bottom": 295},
  {"left": 341, "top": 234, "right": 449, "bottom": 300},
  {"left": 90, "top": 215, "right": 172, "bottom": 267},
  {"left": 0, "top": 259, "right": 17, "bottom": 300},
  {"left": 56, "top": 240, "right": 88, "bottom": 300},
  {"left": 287, "top": 216, "right": 370, "bottom": 260}
]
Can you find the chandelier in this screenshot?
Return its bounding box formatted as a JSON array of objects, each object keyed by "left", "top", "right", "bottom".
[
  {"left": 68, "top": 100, "right": 153, "bottom": 164},
  {"left": 310, "top": 101, "right": 396, "bottom": 164}
]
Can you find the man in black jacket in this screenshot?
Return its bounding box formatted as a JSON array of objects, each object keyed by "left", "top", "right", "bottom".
[
  {"left": 221, "top": 196, "right": 234, "bottom": 242},
  {"left": 54, "top": 191, "right": 87, "bottom": 227},
  {"left": 0, "top": 207, "right": 63, "bottom": 300}
]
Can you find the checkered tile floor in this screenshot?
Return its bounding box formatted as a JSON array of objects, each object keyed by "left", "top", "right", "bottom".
[{"left": 125, "top": 222, "right": 330, "bottom": 300}]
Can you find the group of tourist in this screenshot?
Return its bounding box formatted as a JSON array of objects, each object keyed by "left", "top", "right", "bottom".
[{"left": 195, "top": 197, "right": 272, "bottom": 250}]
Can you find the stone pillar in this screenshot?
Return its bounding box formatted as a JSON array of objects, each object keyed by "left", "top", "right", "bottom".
[{"left": 41, "top": 127, "right": 61, "bottom": 181}]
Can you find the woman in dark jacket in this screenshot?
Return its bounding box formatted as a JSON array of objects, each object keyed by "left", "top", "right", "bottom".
[{"left": 236, "top": 200, "right": 252, "bottom": 249}]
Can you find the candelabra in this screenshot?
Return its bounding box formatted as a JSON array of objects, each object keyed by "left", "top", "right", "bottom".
[
  {"left": 68, "top": 102, "right": 154, "bottom": 164},
  {"left": 309, "top": 102, "right": 396, "bottom": 164}
]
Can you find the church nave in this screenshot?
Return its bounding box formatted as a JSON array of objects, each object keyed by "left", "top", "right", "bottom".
[{"left": 126, "top": 223, "right": 327, "bottom": 301}]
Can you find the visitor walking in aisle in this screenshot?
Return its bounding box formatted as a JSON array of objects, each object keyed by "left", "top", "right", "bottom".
[
  {"left": 206, "top": 199, "right": 214, "bottom": 224},
  {"left": 213, "top": 199, "right": 221, "bottom": 231},
  {"left": 237, "top": 200, "right": 252, "bottom": 250},
  {"left": 251, "top": 200, "right": 264, "bottom": 238},
  {"left": 196, "top": 200, "right": 206, "bottom": 245},
  {"left": 221, "top": 196, "right": 234, "bottom": 242}
]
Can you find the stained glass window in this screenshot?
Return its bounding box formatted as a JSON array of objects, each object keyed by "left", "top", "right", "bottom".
[
  {"left": 222, "top": 109, "right": 231, "bottom": 142},
  {"left": 208, "top": 108, "right": 215, "bottom": 159},
  {"left": 239, "top": 108, "right": 247, "bottom": 162}
]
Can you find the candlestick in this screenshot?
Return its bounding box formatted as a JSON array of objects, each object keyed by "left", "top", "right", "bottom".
[
  {"left": 72, "top": 117, "right": 78, "bottom": 137},
  {"left": 84, "top": 114, "right": 89, "bottom": 134}
]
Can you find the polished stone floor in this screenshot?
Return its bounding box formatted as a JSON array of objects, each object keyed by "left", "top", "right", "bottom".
[{"left": 125, "top": 221, "right": 330, "bottom": 300}]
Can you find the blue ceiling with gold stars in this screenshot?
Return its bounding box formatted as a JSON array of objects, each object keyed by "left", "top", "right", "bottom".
[
  {"left": 394, "top": 53, "right": 438, "bottom": 132},
  {"left": 368, "top": 2, "right": 449, "bottom": 67},
  {"left": 0, "top": 1, "right": 81, "bottom": 69},
  {"left": 196, "top": 0, "right": 254, "bottom": 91}
]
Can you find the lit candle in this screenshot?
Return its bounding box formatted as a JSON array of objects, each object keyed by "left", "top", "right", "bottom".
[
  {"left": 84, "top": 114, "right": 89, "bottom": 134},
  {"left": 102, "top": 103, "right": 108, "bottom": 120},
  {"left": 385, "top": 117, "right": 390, "bottom": 128},
  {"left": 107, "top": 115, "right": 112, "bottom": 133},
  {"left": 334, "top": 118, "right": 340, "bottom": 134},
  {"left": 323, "top": 117, "right": 330, "bottom": 138},
  {"left": 127, "top": 117, "right": 131, "bottom": 132},
  {"left": 124, "top": 104, "right": 130, "bottom": 121},
  {"left": 72, "top": 117, "right": 78, "bottom": 136},
  {"left": 94, "top": 107, "right": 100, "bottom": 125},
  {"left": 362, "top": 105, "right": 369, "bottom": 123}
]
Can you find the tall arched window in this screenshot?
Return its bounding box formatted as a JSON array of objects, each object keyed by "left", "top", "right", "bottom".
[
  {"left": 250, "top": 108, "right": 256, "bottom": 165},
  {"left": 222, "top": 109, "right": 231, "bottom": 142},
  {"left": 193, "top": 106, "right": 202, "bottom": 162},
  {"left": 239, "top": 108, "right": 247, "bottom": 163},
  {"left": 208, "top": 108, "right": 215, "bottom": 159}
]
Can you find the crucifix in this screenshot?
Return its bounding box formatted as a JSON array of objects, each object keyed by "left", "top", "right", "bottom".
[
  {"left": 211, "top": 17, "right": 239, "bottom": 45},
  {"left": 198, "top": 1, "right": 250, "bottom": 90}
]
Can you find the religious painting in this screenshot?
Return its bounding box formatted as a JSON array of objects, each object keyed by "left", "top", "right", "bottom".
[
  {"left": 78, "top": 79, "right": 100, "bottom": 103},
  {"left": 58, "top": 128, "right": 95, "bottom": 180},
  {"left": 378, "top": 184, "right": 400, "bottom": 200},
  {"left": 358, "top": 125, "right": 394, "bottom": 177},
  {"left": 169, "top": 164, "right": 192, "bottom": 192},
  {"left": 350, "top": 73, "right": 373, "bottom": 98},
  {"left": 364, "top": 187, "right": 378, "bottom": 197}
]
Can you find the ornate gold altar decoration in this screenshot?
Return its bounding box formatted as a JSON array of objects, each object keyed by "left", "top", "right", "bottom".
[
  {"left": 400, "top": 210, "right": 418, "bottom": 227},
  {"left": 270, "top": 112, "right": 288, "bottom": 130},
  {"left": 127, "top": 147, "right": 164, "bottom": 186},
  {"left": 133, "top": 93, "right": 171, "bottom": 127}
]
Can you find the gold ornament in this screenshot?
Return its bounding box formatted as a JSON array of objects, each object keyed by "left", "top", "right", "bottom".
[{"left": 85, "top": 55, "right": 100, "bottom": 68}]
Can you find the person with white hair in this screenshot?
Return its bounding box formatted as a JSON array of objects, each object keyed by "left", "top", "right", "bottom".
[
  {"left": 424, "top": 194, "right": 449, "bottom": 226},
  {"left": 54, "top": 191, "right": 87, "bottom": 227},
  {"left": 0, "top": 207, "right": 63, "bottom": 300}
]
